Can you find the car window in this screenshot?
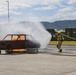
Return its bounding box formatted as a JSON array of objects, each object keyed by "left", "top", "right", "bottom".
[{"left": 4, "top": 36, "right": 11, "bottom": 40}]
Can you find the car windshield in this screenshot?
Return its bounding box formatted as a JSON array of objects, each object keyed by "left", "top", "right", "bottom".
[{"left": 3, "top": 35, "right": 17, "bottom": 40}]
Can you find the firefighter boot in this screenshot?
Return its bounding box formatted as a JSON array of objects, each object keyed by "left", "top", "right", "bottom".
[{"left": 59, "top": 49, "right": 62, "bottom": 52}]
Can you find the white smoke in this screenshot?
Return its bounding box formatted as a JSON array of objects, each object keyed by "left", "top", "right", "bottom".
[{"left": 0, "top": 22, "right": 52, "bottom": 48}]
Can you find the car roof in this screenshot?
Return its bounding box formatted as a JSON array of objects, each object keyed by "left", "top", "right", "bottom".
[{"left": 6, "top": 34, "right": 29, "bottom": 36}]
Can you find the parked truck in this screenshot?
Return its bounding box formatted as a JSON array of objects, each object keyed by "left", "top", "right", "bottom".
[{"left": 0, "top": 34, "right": 40, "bottom": 54}]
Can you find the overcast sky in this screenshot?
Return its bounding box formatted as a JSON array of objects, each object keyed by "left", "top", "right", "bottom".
[{"left": 0, "top": 0, "right": 76, "bottom": 23}]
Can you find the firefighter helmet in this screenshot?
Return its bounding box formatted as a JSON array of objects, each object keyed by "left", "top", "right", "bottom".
[{"left": 57, "top": 30, "right": 61, "bottom": 34}]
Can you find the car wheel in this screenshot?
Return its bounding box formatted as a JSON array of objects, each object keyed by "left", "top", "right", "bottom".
[
  {"left": 6, "top": 45, "right": 13, "bottom": 54},
  {"left": 34, "top": 48, "right": 38, "bottom": 54}
]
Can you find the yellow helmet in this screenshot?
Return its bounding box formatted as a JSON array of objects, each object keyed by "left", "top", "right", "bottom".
[{"left": 57, "top": 30, "right": 61, "bottom": 34}]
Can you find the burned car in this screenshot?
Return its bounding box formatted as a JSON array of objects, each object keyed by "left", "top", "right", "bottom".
[{"left": 0, "top": 34, "right": 40, "bottom": 54}]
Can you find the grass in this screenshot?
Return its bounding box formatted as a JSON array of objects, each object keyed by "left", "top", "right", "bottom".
[{"left": 49, "top": 41, "right": 76, "bottom": 45}]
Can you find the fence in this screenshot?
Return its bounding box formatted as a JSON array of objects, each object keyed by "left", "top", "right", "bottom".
[{"left": 47, "top": 28, "right": 76, "bottom": 45}]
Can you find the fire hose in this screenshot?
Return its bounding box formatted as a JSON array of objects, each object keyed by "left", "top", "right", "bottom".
[{"left": 61, "top": 33, "right": 76, "bottom": 40}]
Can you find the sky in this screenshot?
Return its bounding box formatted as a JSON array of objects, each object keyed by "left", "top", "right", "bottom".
[{"left": 0, "top": 0, "right": 76, "bottom": 23}]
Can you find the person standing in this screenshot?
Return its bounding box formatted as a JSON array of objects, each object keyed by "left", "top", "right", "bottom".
[{"left": 54, "top": 30, "right": 64, "bottom": 52}]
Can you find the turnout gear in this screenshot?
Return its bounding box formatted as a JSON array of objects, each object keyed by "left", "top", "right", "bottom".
[{"left": 54, "top": 31, "right": 64, "bottom": 52}]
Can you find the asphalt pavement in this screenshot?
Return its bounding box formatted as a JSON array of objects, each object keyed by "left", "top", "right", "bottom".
[{"left": 0, "top": 45, "right": 76, "bottom": 75}]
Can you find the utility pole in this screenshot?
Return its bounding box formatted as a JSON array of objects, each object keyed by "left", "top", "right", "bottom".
[{"left": 6, "top": 1, "right": 9, "bottom": 23}]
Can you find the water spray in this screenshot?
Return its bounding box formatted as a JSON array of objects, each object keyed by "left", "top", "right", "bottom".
[{"left": 0, "top": 22, "right": 52, "bottom": 48}]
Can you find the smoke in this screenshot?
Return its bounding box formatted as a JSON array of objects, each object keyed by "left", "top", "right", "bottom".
[{"left": 0, "top": 22, "right": 52, "bottom": 48}]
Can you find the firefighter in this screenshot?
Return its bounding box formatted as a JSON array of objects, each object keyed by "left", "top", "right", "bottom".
[{"left": 54, "top": 30, "right": 64, "bottom": 52}]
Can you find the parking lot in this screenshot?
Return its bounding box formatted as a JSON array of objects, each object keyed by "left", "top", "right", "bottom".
[{"left": 0, "top": 45, "right": 76, "bottom": 75}]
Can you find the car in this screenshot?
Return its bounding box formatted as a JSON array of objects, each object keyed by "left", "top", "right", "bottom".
[{"left": 0, "top": 34, "right": 40, "bottom": 54}]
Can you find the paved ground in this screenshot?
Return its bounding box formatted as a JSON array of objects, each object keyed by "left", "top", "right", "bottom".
[{"left": 0, "top": 45, "right": 76, "bottom": 75}]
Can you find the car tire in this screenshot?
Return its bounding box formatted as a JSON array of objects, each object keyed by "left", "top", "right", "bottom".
[
  {"left": 6, "top": 45, "right": 13, "bottom": 54},
  {"left": 34, "top": 48, "right": 38, "bottom": 54}
]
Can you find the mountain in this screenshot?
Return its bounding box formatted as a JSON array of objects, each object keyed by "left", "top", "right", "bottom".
[
  {"left": 19, "top": 20, "right": 76, "bottom": 30},
  {"left": 41, "top": 20, "right": 76, "bottom": 29}
]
